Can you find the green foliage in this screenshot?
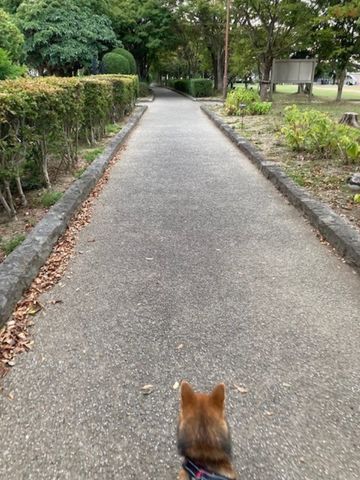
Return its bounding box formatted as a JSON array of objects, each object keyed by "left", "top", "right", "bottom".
[
  {"left": 0, "top": 47, "right": 25, "bottom": 79},
  {"left": 138, "top": 82, "right": 151, "bottom": 97},
  {"left": 281, "top": 105, "right": 360, "bottom": 164},
  {"left": 84, "top": 147, "right": 104, "bottom": 163},
  {"left": 173, "top": 79, "right": 191, "bottom": 93},
  {"left": 112, "top": 47, "right": 137, "bottom": 74},
  {"left": 170, "top": 78, "right": 213, "bottom": 98},
  {"left": 105, "top": 123, "right": 121, "bottom": 135},
  {"left": 189, "top": 79, "right": 213, "bottom": 97},
  {"left": 225, "top": 87, "right": 272, "bottom": 115},
  {"left": 103, "top": 52, "right": 130, "bottom": 74},
  {"left": 74, "top": 167, "right": 87, "bottom": 178},
  {"left": 16, "top": 0, "right": 117, "bottom": 76},
  {"left": 0, "top": 8, "right": 24, "bottom": 61},
  {"left": 110, "top": 0, "right": 177, "bottom": 79},
  {"left": 1, "top": 233, "right": 25, "bottom": 255},
  {"left": 40, "top": 190, "right": 62, "bottom": 207},
  {"left": 0, "top": 74, "right": 138, "bottom": 217}
]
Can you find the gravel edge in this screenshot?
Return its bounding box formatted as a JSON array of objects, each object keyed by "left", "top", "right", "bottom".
[
  {"left": 201, "top": 105, "right": 360, "bottom": 273},
  {"left": 0, "top": 106, "right": 148, "bottom": 327}
]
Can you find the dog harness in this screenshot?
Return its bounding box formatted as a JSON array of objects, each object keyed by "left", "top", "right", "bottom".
[{"left": 183, "top": 458, "right": 235, "bottom": 480}]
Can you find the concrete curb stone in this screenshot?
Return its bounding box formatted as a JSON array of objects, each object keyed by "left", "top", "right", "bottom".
[
  {"left": 201, "top": 104, "right": 360, "bottom": 273},
  {"left": 0, "top": 106, "right": 147, "bottom": 327}
]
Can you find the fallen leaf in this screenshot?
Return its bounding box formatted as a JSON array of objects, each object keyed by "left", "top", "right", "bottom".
[
  {"left": 141, "top": 384, "right": 154, "bottom": 395},
  {"left": 233, "top": 384, "right": 248, "bottom": 395},
  {"left": 264, "top": 411, "right": 274, "bottom": 416},
  {"left": 8, "top": 391, "right": 14, "bottom": 400},
  {"left": 176, "top": 344, "right": 184, "bottom": 350},
  {"left": 27, "top": 301, "right": 42, "bottom": 316}
]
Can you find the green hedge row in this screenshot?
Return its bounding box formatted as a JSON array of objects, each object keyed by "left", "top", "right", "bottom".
[
  {"left": 169, "top": 78, "right": 213, "bottom": 97},
  {"left": 0, "top": 74, "right": 138, "bottom": 217}
]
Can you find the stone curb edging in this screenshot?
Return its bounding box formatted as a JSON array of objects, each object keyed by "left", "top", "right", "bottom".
[
  {"left": 0, "top": 105, "right": 148, "bottom": 327},
  {"left": 201, "top": 105, "right": 360, "bottom": 273}
]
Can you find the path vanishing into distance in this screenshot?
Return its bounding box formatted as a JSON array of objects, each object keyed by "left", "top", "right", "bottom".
[{"left": 1, "top": 88, "right": 360, "bottom": 479}]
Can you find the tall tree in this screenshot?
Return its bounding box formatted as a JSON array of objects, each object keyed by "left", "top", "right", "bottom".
[
  {"left": 175, "top": 0, "right": 227, "bottom": 92},
  {"left": 312, "top": 0, "right": 360, "bottom": 101},
  {"left": 233, "top": 0, "right": 313, "bottom": 99},
  {"left": 0, "top": 8, "right": 24, "bottom": 61},
  {"left": 110, "top": 0, "right": 178, "bottom": 80},
  {"left": 16, "top": 0, "right": 117, "bottom": 76}
]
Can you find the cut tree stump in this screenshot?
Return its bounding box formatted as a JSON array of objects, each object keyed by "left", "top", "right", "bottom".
[{"left": 339, "top": 112, "right": 360, "bottom": 128}]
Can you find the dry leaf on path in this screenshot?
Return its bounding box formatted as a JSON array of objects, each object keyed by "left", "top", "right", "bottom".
[
  {"left": 141, "top": 384, "right": 154, "bottom": 395},
  {"left": 233, "top": 384, "right": 248, "bottom": 395}
]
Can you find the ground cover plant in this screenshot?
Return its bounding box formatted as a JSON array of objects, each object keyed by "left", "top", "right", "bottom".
[
  {"left": 225, "top": 87, "right": 272, "bottom": 115},
  {"left": 0, "top": 73, "right": 138, "bottom": 260},
  {"left": 211, "top": 86, "right": 360, "bottom": 232}
]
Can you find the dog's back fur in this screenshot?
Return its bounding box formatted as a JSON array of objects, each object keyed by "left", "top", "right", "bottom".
[{"left": 177, "top": 381, "right": 237, "bottom": 479}]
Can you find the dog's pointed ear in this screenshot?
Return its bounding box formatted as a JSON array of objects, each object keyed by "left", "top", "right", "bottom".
[
  {"left": 210, "top": 383, "right": 225, "bottom": 411},
  {"left": 180, "top": 381, "right": 195, "bottom": 408}
]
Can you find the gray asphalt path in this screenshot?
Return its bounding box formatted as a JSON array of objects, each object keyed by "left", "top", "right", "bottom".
[{"left": 1, "top": 88, "right": 360, "bottom": 479}]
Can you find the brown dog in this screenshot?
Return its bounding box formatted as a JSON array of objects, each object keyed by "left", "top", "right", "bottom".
[{"left": 177, "top": 381, "right": 237, "bottom": 479}]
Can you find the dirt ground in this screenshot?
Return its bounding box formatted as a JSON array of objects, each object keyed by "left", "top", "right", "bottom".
[{"left": 209, "top": 103, "right": 360, "bottom": 233}]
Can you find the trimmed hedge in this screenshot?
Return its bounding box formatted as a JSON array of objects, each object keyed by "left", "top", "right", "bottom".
[
  {"left": 169, "top": 78, "right": 213, "bottom": 97},
  {"left": 103, "top": 52, "right": 130, "bottom": 74},
  {"left": 112, "top": 48, "right": 137, "bottom": 74},
  {"left": 0, "top": 74, "right": 138, "bottom": 216}
]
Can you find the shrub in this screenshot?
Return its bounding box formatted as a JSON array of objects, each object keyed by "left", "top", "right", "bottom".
[
  {"left": 103, "top": 53, "right": 130, "bottom": 74},
  {"left": 189, "top": 79, "right": 213, "bottom": 97},
  {"left": 112, "top": 47, "right": 137, "bottom": 74},
  {"left": 139, "top": 81, "right": 151, "bottom": 97},
  {"left": 281, "top": 105, "right": 360, "bottom": 163},
  {"left": 0, "top": 48, "right": 25, "bottom": 80},
  {"left": 225, "top": 87, "right": 272, "bottom": 115},
  {"left": 173, "top": 79, "right": 191, "bottom": 93},
  {"left": 40, "top": 190, "right": 62, "bottom": 207},
  {"left": 1, "top": 234, "right": 26, "bottom": 255},
  {"left": 0, "top": 74, "right": 138, "bottom": 217}
]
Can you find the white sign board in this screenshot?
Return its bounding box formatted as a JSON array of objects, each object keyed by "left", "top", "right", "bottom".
[{"left": 272, "top": 59, "right": 316, "bottom": 84}]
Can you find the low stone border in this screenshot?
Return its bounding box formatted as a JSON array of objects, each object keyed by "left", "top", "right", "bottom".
[
  {"left": 201, "top": 105, "right": 360, "bottom": 273},
  {"left": 0, "top": 106, "right": 147, "bottom": 327}
]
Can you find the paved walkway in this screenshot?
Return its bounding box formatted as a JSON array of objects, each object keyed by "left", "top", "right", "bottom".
[{"left": 1, "top": 88, "right": 360, "bottom": 479}]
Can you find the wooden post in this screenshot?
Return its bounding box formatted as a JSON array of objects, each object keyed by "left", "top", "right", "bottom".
[{"left": 223, "top": 0, "right": 231, "bottom": 100}]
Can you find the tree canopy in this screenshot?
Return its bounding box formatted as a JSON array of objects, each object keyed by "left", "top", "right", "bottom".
[{"left": 16, "top": 0, "right": 118, "bottom": 75}]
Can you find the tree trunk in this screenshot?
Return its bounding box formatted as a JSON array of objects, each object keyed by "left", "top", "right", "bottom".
[
  {"left": 216, "top": 50, "right": 224, "bottom": 94},
  {"left": 0, "top": 189, "right": 13, "bottom": 218},
  {"left": 4, "top": 180, "right": 17, "bottom": 217},
  {"left": 336, "top": 69, "right": 346, "bottom": 102},
  {"left": 16, "top": 176, "right": 27, "bottom": 207},
  {"left": 259, "top": 58, "right": 272, "bottom": 101}
]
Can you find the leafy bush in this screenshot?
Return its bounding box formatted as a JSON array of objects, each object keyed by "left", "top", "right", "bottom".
[
  {"left": 0, "top": 74, "right": 138, "bottom": 217},
  {"left": 103, "top": 52, "right": 130, "bottom": 74},
  {"left": 0, "top": 48, "right": 25, "bottom": 80},
  {"left": 1, "top": 234, "right": 26, "bottom": 255},
  {"left": 112, "top": 47, "right": 137, "bottom": 74},
  {"left": 225, "top": 87, "right": 272, "bottom": 115},
  {"left": 281, "top": 105, "right": 360, "bottom": 164},
  {"left": 189, "top": 79, "right": 213, "bottom": 97},
  {"left": 40, "top": 190, "right": 62, "bottom": 207},
  {"left": 170, "top": 78, "right": 213, "bottom": 97},
  {"left": 173, "top": 79, "right": 191, "bottom": 93},
  {"left": 0, "top": 8, "right": 24, "bottom": 62},
  {"left": 139, "top": 81, "right": 151, "bottom": 97}
]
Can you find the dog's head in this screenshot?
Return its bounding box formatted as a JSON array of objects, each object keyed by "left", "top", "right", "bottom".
[{"left": 177, "top": 381, "right": 232, "bottom": 462}]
